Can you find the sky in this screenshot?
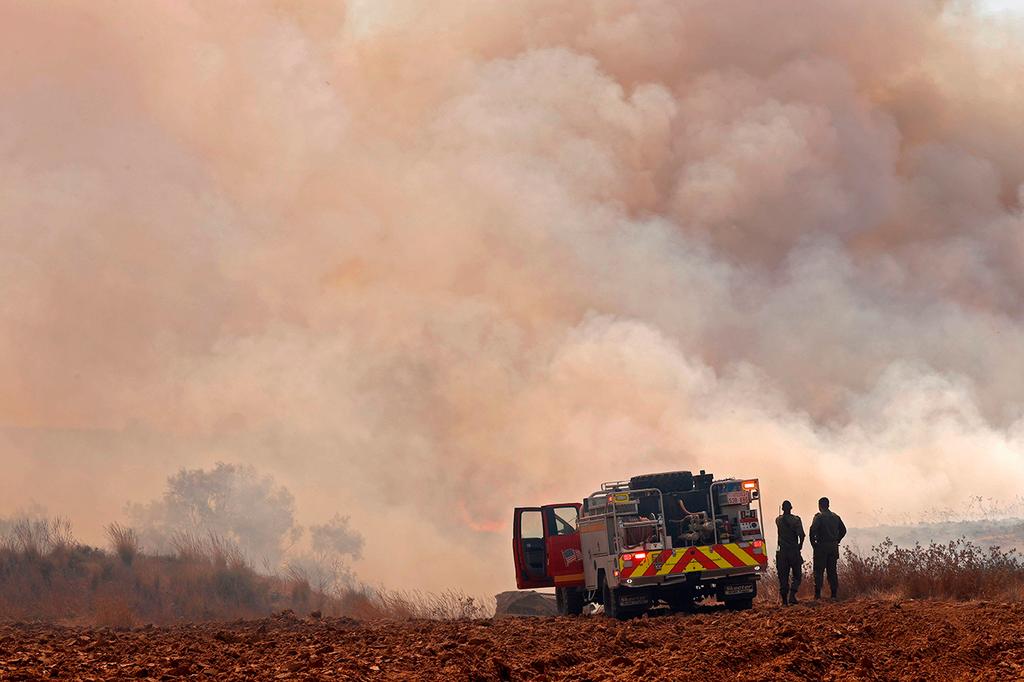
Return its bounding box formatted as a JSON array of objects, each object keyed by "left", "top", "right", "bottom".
[{"left": 2, "top": 0, "right": 1024, "bottom": 595}]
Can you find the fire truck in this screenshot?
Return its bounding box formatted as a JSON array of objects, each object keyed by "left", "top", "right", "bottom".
[{"left": 512, "top": 470, "right": 768, "bottom": 618}]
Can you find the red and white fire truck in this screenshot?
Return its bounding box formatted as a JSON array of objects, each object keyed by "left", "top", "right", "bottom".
[{"left": 512, "top": 470, "right": 768, "bottom": 618}]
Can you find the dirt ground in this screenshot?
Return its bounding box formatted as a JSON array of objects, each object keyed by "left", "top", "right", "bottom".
[{"left": 1, "top": 599, "right": 1022, "bottom": 681}]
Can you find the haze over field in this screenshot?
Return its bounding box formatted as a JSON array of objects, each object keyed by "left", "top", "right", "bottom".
[{"left": 2, "top": 0, "right": 1024, "bottom": 594}]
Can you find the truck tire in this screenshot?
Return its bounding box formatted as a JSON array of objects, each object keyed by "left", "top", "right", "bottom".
[
  {"left": 556, "top": 587, "right": 584, "bottom": 616},
  {"left": 629, "top": 471, "right": 694, "bottom": 493},
  {"left": 602, "top": 580, "right": 642, "bottom": 620},
  {"left": 602, "top": 580, "right": 624, "bottom": 620}
]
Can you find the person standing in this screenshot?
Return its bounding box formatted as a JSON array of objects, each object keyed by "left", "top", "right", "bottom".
[
  {"left": 775, "top": 500, "right": 805, "bottom": 605},
  {"left": 809, "top": 497, "right": 847, "bottom": 600}
]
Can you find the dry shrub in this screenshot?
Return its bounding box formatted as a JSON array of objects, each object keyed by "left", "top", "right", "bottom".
[
  {"left": 0, "top": 517, "right": 502, "bottom": 625},
  {"left": 170, "top": 531, "right": 246, "bottom": 570},
  {"left": 339, "top": 587, "right": 494, "bottom": 620},
  {"left": 335, "top": 585, "right": 391, "bottom": 620},
  {"left": 0, "top": 517, "right": 313, "bottom": 625},
  {"left": 282, "top": 555, "right": 493, "bottom": 621},
  {"left": 757, "top": 538, "right": 1024, "bottom": 603},
  {"left": 757, "top": 565, "right": 782, "bottom": 604},
  {"left": 6, "top": 517, "right": 75, "bottom": 558},
  {"left": 841, "top": 538, "right": 1024, "bottom": 601},
  {"left": 105, "top": 523, "right": 140, "bottom": 565},
  {"left": 0, "top": 518, "right": 90, "bottom": 621},
  {"left": 93, "top": 590, "right": 138, "bottom": 629},
  {"left": 0, "top": 519, "right": 494, "bottom": 626}
]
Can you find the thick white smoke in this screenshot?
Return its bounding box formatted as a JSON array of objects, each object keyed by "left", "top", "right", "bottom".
[{"left": 2, "top": 0, "right": 1024, "bottom": 593}]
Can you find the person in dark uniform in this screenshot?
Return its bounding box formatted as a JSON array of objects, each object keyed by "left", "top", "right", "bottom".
[
  {"left": 809, "top": 497, "right": 847, "bottom": 600},
  {"left": 775, "top": 500, "right": 805, "bottom": 605}
]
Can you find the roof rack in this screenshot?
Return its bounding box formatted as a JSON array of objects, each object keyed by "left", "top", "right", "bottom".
[{"left": 600, "top": 480, "right": 631, "bottom": 491}]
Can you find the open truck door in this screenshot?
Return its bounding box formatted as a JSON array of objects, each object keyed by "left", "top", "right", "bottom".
[{"left": 512, "top": 503, "right": 585, "bottom": 590}]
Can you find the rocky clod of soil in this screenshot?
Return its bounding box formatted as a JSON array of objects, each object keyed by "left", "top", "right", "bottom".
[{"left": 1, "top": 600, "right": 1023, "bottom": 680}]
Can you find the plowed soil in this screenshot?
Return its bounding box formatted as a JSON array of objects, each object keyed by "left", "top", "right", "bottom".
[{"left": 2, "top": 600, "right": 1022, "bottom": 681}]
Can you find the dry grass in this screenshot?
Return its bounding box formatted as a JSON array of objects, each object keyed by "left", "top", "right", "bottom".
[
  {"left": 104, "top": 523, "right": 139, "bottom": 565},
  {"left": 0, "top": 516, "right": 493, "bottom": 626},
  {"left": 758, "top": 537, "right": 1024, "bottom": 603},
  {"left": 350, "top": 588, "right": 492, "bottom": 620},
  {"left": 2, "top": 517, "right": 74, "bottom": 558},
  {"left": 170, "top": 531, "right": 247, "bottom": 570},
  {"left": 841, "top": 538, "right": 1024, "bottom": 600}
]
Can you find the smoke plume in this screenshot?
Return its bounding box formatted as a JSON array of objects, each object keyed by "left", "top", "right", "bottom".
[{"left": 2, "top": 0, "right": 1024, "bottom": 593}]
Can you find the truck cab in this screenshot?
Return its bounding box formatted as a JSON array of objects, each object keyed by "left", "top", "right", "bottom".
[{"left": 512, "top": 503, "right": 587, "bottom": 615}]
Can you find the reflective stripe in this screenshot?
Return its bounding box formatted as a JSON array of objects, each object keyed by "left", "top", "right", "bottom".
[
  {"left": 554, "top": 572, "right": 585, "bottom": 584},
  {"left": 655, "top": 550, "right": 685, "bottom": 576},
  {"left": 728, "top": 543, "right": 762, "bottom": 567},
  {"left": 631, "top": 551, "right": 658, "bottom": 577},
  {"left": 714, "top": 543, "right": 747, "bottom": 568},
  {"left": 687, "top": 548, "right": 720, "bottom": 570},
  {"left": 622, "top": 543, "right": 765, "bottom": 578},
  {"left": 703, "top": 546, "right": 733, "bottom": 569}
]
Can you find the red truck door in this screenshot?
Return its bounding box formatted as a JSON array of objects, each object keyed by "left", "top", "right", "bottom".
[
  {"left": 512, "top": 503, "right": 584, "bottom": 589},
  {"left": 543, "top": 503, "right": 585, "bottom": 588}
]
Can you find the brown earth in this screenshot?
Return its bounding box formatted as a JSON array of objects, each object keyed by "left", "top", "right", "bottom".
[{"left": 1, "top": 600, "right": 1022, "bottom": 681}]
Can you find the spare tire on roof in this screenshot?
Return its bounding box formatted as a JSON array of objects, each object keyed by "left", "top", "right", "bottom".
[{"left": 629, "top": 471, "right": 694, "bottom": 493}]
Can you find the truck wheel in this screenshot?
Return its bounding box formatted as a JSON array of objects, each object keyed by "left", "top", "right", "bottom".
[
  {"left": 629, "top": 471, "right": 693, "bottom": 493},
  {"left": 725, "top": 598, "right": 754, "bottom": 611},
  {"left": 602, "top": 581, "right": 622, "bottom": 619},
  {"left": 556, "top": 587, "right": 584, "bottom": 616},
  {"left": 566, "top": 588, "right": 584, "bottom": 615},
  {"left": 602, "top": 581, "right": 639, "bottom": 620}
]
